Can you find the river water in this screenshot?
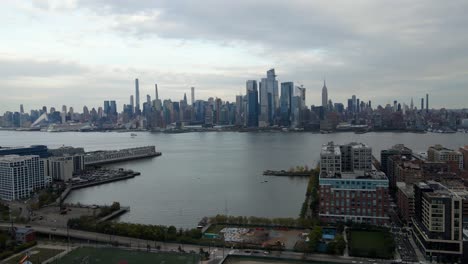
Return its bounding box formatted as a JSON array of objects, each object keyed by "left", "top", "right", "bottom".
[{"left": 0, "top": 131, "right": 466, "bottom": 227}]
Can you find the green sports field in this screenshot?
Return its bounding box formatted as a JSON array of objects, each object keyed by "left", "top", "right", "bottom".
[
  {"left": 348, "top": 230, "right": 394, "bottom": 259},
  {"left": 59, "top": 247, "right": 200, "bottom": 264}
]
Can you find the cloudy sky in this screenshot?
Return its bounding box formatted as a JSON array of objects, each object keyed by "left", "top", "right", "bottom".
[{"left": 1, "top": 0, "right": 467, "bottom": 113}]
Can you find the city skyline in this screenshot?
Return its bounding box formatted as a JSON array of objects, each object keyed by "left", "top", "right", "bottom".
[
  {"left": 0, "top": 73, "right": 438, "bottom": 115},
  {"left": 1, "top": 1, "right": 468, "bottom": 112}
]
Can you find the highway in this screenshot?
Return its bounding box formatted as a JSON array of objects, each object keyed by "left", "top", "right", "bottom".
[{"left": 0, "top": 222, "right": 395, "bottom": 264}]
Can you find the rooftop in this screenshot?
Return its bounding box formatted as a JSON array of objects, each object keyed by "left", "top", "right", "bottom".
[
  {"left": 396, "top": 182, "right": 414, "bottom": 196},
  {"left": 418, "top": 180, "right": 468, "bottom": 199},
  {"left": 321, "top": 142, "right": 340, "bottom": 155},
  {"left": 321, "top": 169, "right": 387, "bottom": 180},
  {"left": 0, "top": 155, "right": 39, "bottom": 163}
]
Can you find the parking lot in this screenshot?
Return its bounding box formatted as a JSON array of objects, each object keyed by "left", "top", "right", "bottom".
[{"left": 31, "top": 205, "right": 99, "bottom": 228}]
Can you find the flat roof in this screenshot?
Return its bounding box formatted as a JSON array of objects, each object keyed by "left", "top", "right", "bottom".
[
  {"left": 0, "top": 155, "right": 39, "bottom": 162},
  {"left": 396, "top": 182, "right": 414, "bottom": 196},
  {"left": 321, "top": 170, "right": 387, "bottom": 180}
]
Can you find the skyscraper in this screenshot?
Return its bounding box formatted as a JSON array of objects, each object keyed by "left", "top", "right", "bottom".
[
  {"left": 426, "top": 93, "right": 429, "bottom": 113},
  {"left": 259, "top": 69, "right": 278, "bottom": 126},
  {"left": 191, "top": 87, "right": 195, "bottom": 106},
  {"left": 352, "top": 95, "right": 357, "bottom": 113},
  {"left": 410, "top": 97, "right": 414, "bottom": 110},
  {"left": 104, "top": 101, "right": 110, "bottom": 115},
  {"left": 135, "top": 78, "right": 140, "bottom": 113},
  {"left": 155, "top": 84, "right": 159, "bottom": 100},
  {"left": 421, "top": 98, "right": 424, "bottom": 111},
  {"left": 20, "top": 104, "right": 24, "bottom": 114},
  {"left": 246, "top": 80, "right": 259, "bottom": 127},
  {"left": 322, "top": 80, "right": 328, "bottom": 110},
  {"left": 280, "top": 82, "right": 293, "bottom": 126}
]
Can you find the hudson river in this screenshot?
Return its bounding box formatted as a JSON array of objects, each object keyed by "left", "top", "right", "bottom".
[{"left": 0, "top": 131, "right": 466, "bottom": 227}]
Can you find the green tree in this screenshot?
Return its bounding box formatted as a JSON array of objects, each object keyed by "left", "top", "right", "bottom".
[
  {"left": 308, "top": 226, "right": 323, "bottom": 252},
  {"left": 334, "top": 235, "right": 346, "bottom": 255}
]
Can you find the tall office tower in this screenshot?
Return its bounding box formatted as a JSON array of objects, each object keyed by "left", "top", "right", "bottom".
[
  {"left": 183, "top": 93, "right": 187, "bottom": 105},
  {"left": 296, "top": 86, "right": 306, "bottom": 106},
  {"left": 356, "top": 99, "right": 360, "bottom": 113},
  {"left": 191, "top": 87, "right": 195, "bottom": 106},
  {"left": 97, "top": 107, "right": 103, "bottom": 118},
  {"left": 322, "top": 80, "right": 328, "bottom": 110},
  {"left": 410, "top": 97, "right": 414, "bottom": 110},
  {"left": 421, "top": 98, "right": 424, "bottom": 111},
  {"left": 146, "top": 94, "right": 151, "bottom": 104},
  {"left": 259, "top": 69, "right": 278, "bottom": 126},
  {"left": 62, "top": 105, "right": 67, "bottom": 113},
  {"left": 246, "top": 80, "right": 259, "bottom": 127},
  {"left": 104, "top": 101, "right": 110, "bottom": 115},
  {"left": 0, "top": 155, "right": 46, "bottom": 201},
  {"left": 42, "top": 106, "right": 47, "bottom": 114},
  {"left": 135, "top": 78, "right": 140, "bottom": 112},
  {"left": 130, "top": 95, "right": 134, "bottom": 110},
  {"left": 280, "top": 82, "right": 293, "bottom": 127},
  {"left": 235, "top": 95, "right": 243, "bottom": 125},
  {"left": 20, "top": 104, "right": 24, "bottom": 114},
  {"left": 155, "top": 84, "right": 159, "bottom": 100},
  {"left": 352, "top": 95, "right": 357, "bottom": 112},
  {"left": 268, "top": 69, "right": 279, "bottom": 115},
  {"left": 110, "top": 101, "right": 116, "bottom": 115},
  {"left": 368, "top": 100, "right": 372, "bottom": 109},
  {"left": 426, "top": 93, "right": 429, "bottom": 113},
  {"left": 397, "top": 103, "right": 401, "bottom": 112},
  {"left": 393, "top": 100, "right": 397, "bottom": 112}
]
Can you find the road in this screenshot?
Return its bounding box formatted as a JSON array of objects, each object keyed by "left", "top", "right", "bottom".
[{"left": 0, "top": 222, "right": 395, "bottom": 264}]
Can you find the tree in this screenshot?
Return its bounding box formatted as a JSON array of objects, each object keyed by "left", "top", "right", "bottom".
[
  {"left": 308, "top": 226, "right": 323, "bottom": 252},
  {"left": 334, "top": 235, "right": 346, "bottom": 255},
  {"left": 110, "top": 202, "right": 120, "bottom": 211}
]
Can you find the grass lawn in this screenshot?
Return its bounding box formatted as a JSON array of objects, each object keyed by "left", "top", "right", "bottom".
[
  {"left": 205, "top": 224, "right": 227, "bottom": 234},
  {"left": 348, "top": 230, "right": 394, "bottom": 259},
  {"left": 59, "top": 247, "right": 200, "bottom": 264},
  {"left": 4, "top": 248, "right": 64, "bottom": 264}
]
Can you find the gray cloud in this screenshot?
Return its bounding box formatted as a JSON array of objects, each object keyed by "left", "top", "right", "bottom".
[
  {"left": 5, "top": 0, "right": 468, "bottom": 110},
  {"left": 0, "top": 58, "right": 87, "bottom": 78}
]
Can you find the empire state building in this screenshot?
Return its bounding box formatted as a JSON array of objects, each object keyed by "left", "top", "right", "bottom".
[{"left": 322, "top": 80, "right": 328, "bottom": 109}]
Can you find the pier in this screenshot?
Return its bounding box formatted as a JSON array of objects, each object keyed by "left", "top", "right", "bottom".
[
  {"left": 263, "top": 170, "right": 312, "bottom": 177},
  {"left": 84, "top": 146, "right": 161, "bottom": 166},
  {"left": 97, "top": 206, "right": 130, "bottom": 223}
]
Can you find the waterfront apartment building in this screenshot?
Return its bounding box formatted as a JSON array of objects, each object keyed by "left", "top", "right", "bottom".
[
  {"left": 0, "top": 155, "right": 47, "bottom": 201},
  {"left": 396, "top": 182, "right": 415, "bottom": 223},
  {"left": 412, "top": 181, "right": 468, "bottom": 263},
  {"left": 320, "top": 141, "right": 372, "bottom": 175},
  {"left": 319, "top": 142, "right": 389, "bottom": 225},
  {"left": 319, "top": 170, "right": 390, "bottom": 225},
  {"left": 427, "top": 144, "right": 463, "bottom": 169}
]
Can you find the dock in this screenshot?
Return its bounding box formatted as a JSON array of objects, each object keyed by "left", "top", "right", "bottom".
[
  {"left": 70, "top": 173, "right": 140, "bottom": 190},
  {"left": 84, "top": 146, "right": 161, "bottom": 166},
  {"left": 98, "top": 206, "right": 130, "bottom": 223},
  {"left": 263, "top": 170, "right": 312, "bottom": 177}
]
